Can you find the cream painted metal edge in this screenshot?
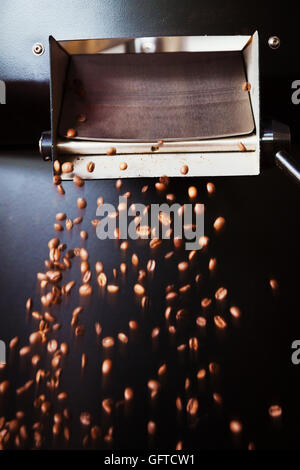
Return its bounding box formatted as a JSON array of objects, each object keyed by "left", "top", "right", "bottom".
[
  {"left": 61, "top": 152, "right": 259, "bottom": 180},
  {"left": 243, "top": 31, "right": 260, "bottom": 174},
  {"left": 57, "top": 134, "right": 257, "bottom": 155}
]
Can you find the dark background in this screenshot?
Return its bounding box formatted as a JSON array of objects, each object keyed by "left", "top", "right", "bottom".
[{"left": 0, "top": 0, "right": 300, "bottom": 451}]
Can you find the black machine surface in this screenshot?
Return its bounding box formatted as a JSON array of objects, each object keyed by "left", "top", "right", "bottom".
[
  {"left": 0, "top": 0, "right": 299, "bottom": 148},
  {"left": 0, "top": 0, "right": 300, "bottom": 451}
]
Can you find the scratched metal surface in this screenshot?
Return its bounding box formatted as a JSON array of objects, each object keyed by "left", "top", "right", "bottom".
[{"left": 0, "top": 150, "right": 299, "bottom": 450}]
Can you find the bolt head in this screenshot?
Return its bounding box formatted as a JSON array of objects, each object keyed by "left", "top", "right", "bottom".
[
  {"left": 32, "top": 43, "right": 45, "bottom": 56},
  {"left": 268, "top": 36, "right": 280, "bottom": 49}
]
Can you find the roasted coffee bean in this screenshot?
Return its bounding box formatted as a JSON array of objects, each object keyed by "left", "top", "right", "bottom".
[
  {"left": 80, "top": 262, "right": 89, "bottom": 275},
  {"left": 26, "top": 297, "right": 32, "bottom": 311},
  {"left": 188, "top": 186, "right": 197, "bottom": 198},
  {"left": 94, "top": 323, "right": 102, "bottom": 337},
  {"left": 199, "top": 235, "right": 209, "bottom": 248},
  {"left": 46, "top": 270, "right": 61, "bottom": 283},
  {"left": 9, "top": 336, "right": 19, "bottom": 349},
  {"left": 97, "top": 272, "right": 107, "bottom": 287},
  {"left": 41, "top": 401, "right": 52, "bottom": 415},
  {"left": 81, "top": 354, "right": 87, "bottom": 369},
  {"left": 60, "top": 342, "right": 69, "bottom": 355},
  {"left": 97, "top": 196, "right": 104, "bottom": 206},
  {"left": 54, "top": 223, "right": 63, "bottom": 232},
  {"left": 64, "top": 280, "right": 76, "bottom": 295},
  {"left": 0, "top": 380, "right": 10, "bottom": 394},
  {"left": 173, "top": 237, "right": 183, "bottom": 249},
  {"left": 229, "top": 306, "right": 241, "bottom": 318},
  {"left": 107, "top": 285, "right": 119, "bottom": 293},
  {"left": 77, "top": 197, "right": 87, "bottom": 209},
  {"left": 189, "top": 337, "right": 199, "bottom": 351},
  {"left": 187, "top": 398, "right": 198, "bottom": 416},
  {"left": 165, "top": 193, "right": 175, "bottom": 203},
  {"left": 87, "top": 161, "right": 95, "bottom": 173},
  {"left": 197, "top": 369, "right": 206, "bottom": 380},
  {"left": 178, "top": 261, "right": 188, "bottom": 272},
  {"left": 120, "top": 241, "right": 129, "bottom": 251},
  {"left": 206, "top": 182, "right": 216, "bottom": 194},
  {"left": 73, "top": 175, "right": 84, "bottom": 187},
  {"left": 48, "top": 237, "right": 59, "bottom": 250},
  {"left": 209, "top": 362, "right": 220, "bottom": 375},
  {"left": 268, "top": 404, "right": 282, "bottom": 418},
  {"left": 208, "top": 257, "right": 217, "bottom": 271},
  {"left": 56, "top": 212, "right": 66, "bottom": 221},
  {"left": 213, "top": 216, "right": 226, "bottom": 231},
  {"left": 102, "top": 337, "right": 114, "bottom": 349},
  {"left": 66, "top": 128, "right": 77, "bottom": 138},
  {"left": 131, "top": 253, "right": 139, "bottom": 266},
  {"left": 102, "top": 398, "right": 113, "bottom": 414},
  {"left": 115, "top": 179, "right": 122, "bottom": 189},
  {"left": 73, "top": 216, "right": 83, "bottom": 225},
  {"left": 65, "top": 219, "right": 73, "bottom": 231},
  {"left": 242, "top": 81, "right": 251, "bottom": 91},
  {"left": 80, "top": 412, "right": 91, "bottom": 427},
  {"left": 53, "top": 175, "right": 61, "bottom": 185},
  {"left": 29, "top": 331, "right": 43, "bottom": 345},
  {"left": 90, "top": 425, "right": 101, "bottom": 441},
  {"left": 80, "top": 230, "right": 88, "bottom": 240},
  {"left": 80, "top": 248, "right": 89, "bottom": 260},
  {"left": 214, "top": 315, "right": 227, "bottom": 329},
  {"left": 151, "top": 327, "right": 160, "bottom": 339},
  {"left": 31, "top": 355, "right": 41, "bottom": 367},
  {"left": 19, "top": 346, "right": 31, "bottom": 357},
  {"left": 107, "top": 147, "right": 116, "bottom": 156},
  {"left": 269, "top": 278, "right": 279, "bottom": 291},
  {"left": 213, "top": 393, "right": 223, "bottom": 405},
  {"left": 124, "top": 387, "right": 134, "bottom": 401},
  {"left": 180, "top": 165, "right": 189, "bottom": 175},
  {"left": 118, "top": 333, "right": 128, "bottom": 344},
  {"left": 47, "top": 339, "right": 58, "bottom": 354},
  {"left": 57, "top": 184, "right": 65, "bottom": 195},
  {"left": 79, "top": 284, "right": 93, "bottom": 296},
  {"left": 201, "top": 298, "right": 211, "bottom": 308},
  {"left": 149, "top": 238, "right": 162, "bottom": 249},
  {"left": 133, "top": 283, "right": 145, "bottom": 296},
  {"left": 95, "top": 261, "right": 104, "bottom": 274},
  {"left": 147, "top": 421, "right": 156, "bottom": 435},
  {"left": 53, "top": 160, "right": 61, "bottom": 174},
  {"left": 229, "top": 420, "right": 242, "bottom": 434},
  {"left": 215, "top": 287, "right": 227, "bottom": 301},
  {"left": 102, "top": 359, "right": 112, "bottom": 375},
  {"left": 61, "top": 162, "right": 74, "bottom": 174},
  {"left": 75, "top": 325, "right": 85, "bottom": 337},
  {"left": 129, "top": 320, "right": 138, "bottom": 331},
  {"left": 196, "top": 316, "right": 207, "bottom": 327},
  {"left": 238, "top": 142, "right": 246, "bottom": 151},
  {"left": 155, "top": 182, "right": 166, "bottom": 192}
]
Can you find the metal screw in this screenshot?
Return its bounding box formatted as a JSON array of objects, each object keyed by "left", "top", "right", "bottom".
[
  {"left": 141, "top": 41, "right": 156, "bottom": 53},
  {"left": 32, "top": 43, "right": 45, "bottom": 56},
  {"left": 268, "top": 36, "right": 280, "bottom": 49}
]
